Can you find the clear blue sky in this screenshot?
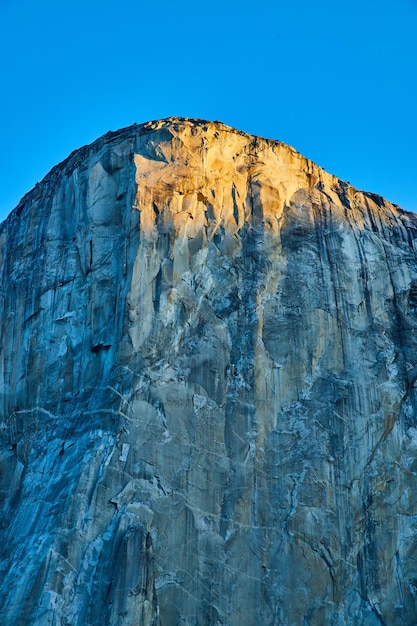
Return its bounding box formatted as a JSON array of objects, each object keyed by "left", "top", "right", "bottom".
[{"left": 1, "top": 0, "right": 416, "bottom": 221}]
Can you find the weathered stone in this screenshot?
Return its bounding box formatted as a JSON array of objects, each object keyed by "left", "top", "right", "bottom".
[{"left": 1, "top": 117, "right": 417, "bottom": 624}]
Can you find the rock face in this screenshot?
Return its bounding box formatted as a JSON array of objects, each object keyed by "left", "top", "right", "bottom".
[{"left": 1, "top": 118, "right": 417, "bottom": 625}]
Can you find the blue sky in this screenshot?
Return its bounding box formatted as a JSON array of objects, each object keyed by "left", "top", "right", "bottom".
[{"left": 1, "top": 0, "right": 416, "bottom": 221}]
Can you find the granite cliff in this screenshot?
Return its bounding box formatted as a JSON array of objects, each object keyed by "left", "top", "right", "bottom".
[{"left": 1, "top": 118, "right": 417, "bottom": 625}]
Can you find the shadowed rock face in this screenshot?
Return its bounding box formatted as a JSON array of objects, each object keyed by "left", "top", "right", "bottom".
[{"left": 1, "top": 117, "right": 417, "bottom": 625}]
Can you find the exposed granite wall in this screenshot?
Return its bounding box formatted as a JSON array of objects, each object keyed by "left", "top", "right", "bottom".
[{"left": 1, "top": 118, "right": 417, "bottom": 624}]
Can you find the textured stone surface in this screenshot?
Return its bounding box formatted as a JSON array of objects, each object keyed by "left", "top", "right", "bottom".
[{"left": 1, "top": 117, "right": 417, "bottom": 624}]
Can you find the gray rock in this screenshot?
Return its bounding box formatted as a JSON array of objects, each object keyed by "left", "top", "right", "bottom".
[{"left": 1, "top": 117, "right": 417, "bottom": 624}]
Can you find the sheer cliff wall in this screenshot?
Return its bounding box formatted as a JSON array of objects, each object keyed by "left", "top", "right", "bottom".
[{"left": 1, "top": 118, "right": 417, "bottom": 624}]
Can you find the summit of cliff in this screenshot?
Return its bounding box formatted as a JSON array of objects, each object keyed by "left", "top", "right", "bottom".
[{"left": 10, "top": 117, "right": 400, "bottom": 226}]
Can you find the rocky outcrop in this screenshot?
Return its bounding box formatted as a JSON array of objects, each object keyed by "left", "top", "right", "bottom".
[{"left": 1, "top": 117, "right": 417, "bottom": 625}]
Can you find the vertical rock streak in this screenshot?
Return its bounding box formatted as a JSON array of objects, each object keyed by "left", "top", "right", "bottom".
[{"left": 0, "top": 118, "right": 417, "bottom": 624}]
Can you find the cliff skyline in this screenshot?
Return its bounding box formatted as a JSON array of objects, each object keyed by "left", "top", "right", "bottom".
[{"left": 2, "top": 0, "right": 417, "bottom": 219}]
